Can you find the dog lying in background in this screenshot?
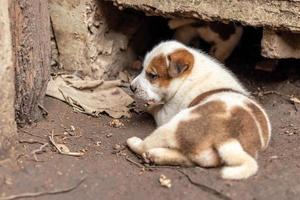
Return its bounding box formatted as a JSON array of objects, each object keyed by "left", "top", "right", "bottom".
[
  {"left": 128, "top": 41, "right": 271, "bottom": 180},
  {"left": 168, "top": 19, "right": 243, "bottom": 62}
]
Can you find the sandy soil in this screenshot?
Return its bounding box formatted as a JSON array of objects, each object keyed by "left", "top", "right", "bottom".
[{"left": 1, "top": 51, "right": 300, "bottom": 200}]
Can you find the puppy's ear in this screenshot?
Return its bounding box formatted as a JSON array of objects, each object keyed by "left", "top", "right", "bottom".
[{"left": 167, "top": 49, "right": 194, "bottom": 78}]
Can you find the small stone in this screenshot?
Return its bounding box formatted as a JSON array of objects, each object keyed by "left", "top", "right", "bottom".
[
  {"left": 109, "top": 119, "right": 124, "bottom": 128},
  {"left": 159, "top": 174, "right": 172, "bottom": 188},
  {"left": 70, "top": 125, "right": 75, "bottom": 131},
  {"left": 270, "top": 155, "right": 278, "bottom": 159},
  {"left": 106, "top": 133, "right": 113, "bottom": 138},
  {"left": 113, "top": 144, "right": 122, "bottom": 150},
  {"left": 96, "top": 141, "right": 102, "bottom": 146},
  {"left": 4, "top": 177, "right": 13, "bottom": 185}
]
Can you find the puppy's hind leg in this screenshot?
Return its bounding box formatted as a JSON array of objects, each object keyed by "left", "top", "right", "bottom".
[
  {"left": 143, "top": 148, "right": 194, "bottom": 166},
  {"left": 216, "top": 139, "right": 258, "bottom": 180},
  {"left": 127, "top": 124, "right": 178, "bottom": 155},
  {"left": 190, "top": 148, "right": 221, "bottom": 168}
]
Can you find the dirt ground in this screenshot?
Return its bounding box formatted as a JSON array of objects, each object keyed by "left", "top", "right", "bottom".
[{"left": 1, "top": 50, "right": 300, "bottom": 200}]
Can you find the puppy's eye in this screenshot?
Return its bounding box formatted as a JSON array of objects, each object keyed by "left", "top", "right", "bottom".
[{"left": 147, "top": 72, "right": 158, "bottom": 80}]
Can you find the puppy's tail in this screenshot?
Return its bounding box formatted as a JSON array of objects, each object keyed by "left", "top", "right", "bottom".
[{"left": 216, "top": 139, "right": 258, "bottom": 180}]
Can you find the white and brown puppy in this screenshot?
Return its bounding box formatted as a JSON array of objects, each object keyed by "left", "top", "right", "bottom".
[
  {"left": 168, "top": 18, "right": 243, "bottom": 62},
  {"left": 128, "top": 41, "right": 271, "bottom": 180}
]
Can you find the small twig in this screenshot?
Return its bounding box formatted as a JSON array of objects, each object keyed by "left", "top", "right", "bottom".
[
  {"left": 18, "top": 129, "right": 44, "bottom": 139},
  {"left": 177, "top": 170, "right": 232, "bottom": 200},
  {"left": 0, "top": 177, "right": 86, "bottom": 200},
  {"left": 125, "top": 156, "right": 182, "bottom": 170},
  {"left": 38, "top": 104, "right": 48, "bottom": 117},
  {"left": 49, "top": 133, "right": 84, "bottom": 157},
  {"left": 31, "top": 143, "right": 49, "bottom": 161},
  {"left": 19, "top": 139, "right": 45, "bottom": 145},
  {"left": 125, "top": 156, "right": 145, "bottom": 168},
  {"left": 50, "top": 16, "right": 60, "bottom": 55},
  {"left": 253, "top": 90, "right": 300, "bottom": 102}
]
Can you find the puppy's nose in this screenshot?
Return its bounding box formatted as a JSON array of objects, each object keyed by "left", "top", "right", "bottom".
[{"left": 130, "top": 85, "right": 137, "bottom": 92}]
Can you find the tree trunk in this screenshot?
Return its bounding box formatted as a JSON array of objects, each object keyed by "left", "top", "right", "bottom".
[
  {"left": 10, "top": 0, "right": 51, "bottom": 126},
  {"left": 0, "top": 0, "right": 17, "bottom": 159}
]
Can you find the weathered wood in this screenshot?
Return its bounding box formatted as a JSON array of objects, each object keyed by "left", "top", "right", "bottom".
[
  {"left": 10, "top": 0, "right": 51, "bottom": 125},
  {"left": 114, "top": 0, "right": 300, "bottom": 33},
  {"left": 0, "top": 0, "right": 17, "bottom": 159}
]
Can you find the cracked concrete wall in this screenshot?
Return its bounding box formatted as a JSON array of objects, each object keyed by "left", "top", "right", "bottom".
[
  {"left": 113, "top": 0, "right": 300, "bottom": 32},
  {"left": 114, "top": 0, "right": 300, "bottom": 59},
  {"left": 0, "top": 0, "right": 17, "bottom": 159},
  {"left": 49, "top": 0, "right": 139, "bottom": 80},
  {"left": 262, "top": 29, "right": 300, "bottom": 59}
]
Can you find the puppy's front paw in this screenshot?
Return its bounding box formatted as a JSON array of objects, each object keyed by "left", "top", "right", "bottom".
[
  {"left": 127, "top": 137, "right": 143, "bottom": 154},
  {"left": 142, "top": 152, "right": 152, "bottom": 164},
  {"left": 142, "top": 149, "right": 162, "bottom": 164}
]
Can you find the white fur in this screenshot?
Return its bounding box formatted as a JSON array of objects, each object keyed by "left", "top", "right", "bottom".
[
  {"left": 217, "top": 139, "right": 258, "bottom": 180},
  {"left": 128, "top": 41, "right": 271, "bottom": 180},
  {"left": 132, "top": 41, "right": 248, "bottom": 126},
  {"left": 191, "top": 148, "right": 220, "bottom": 167},
  {"left": 200, "top": 92, "right": 271, "bottom": 149}
]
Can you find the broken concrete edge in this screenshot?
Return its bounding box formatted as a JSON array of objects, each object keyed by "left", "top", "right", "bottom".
[
  {"left": 113, "top": 0, "right": 300, "bottom": 59},
  {"left": 0, "top": 0, "right": 17, "bottom": 159},
  {"left": 113, "top": 0, "right": 300, "bottom": 33},
  {"left": 262, "top": 29, "right": 300, "bottom": 59},
  {"left": 49, "top": 0, "right": 137, "bottom": 80}
]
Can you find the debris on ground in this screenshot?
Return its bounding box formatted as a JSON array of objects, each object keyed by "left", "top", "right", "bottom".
[
  {"left": 112, "top": 144, "right": 126, "bottom": 156},
  {"left": 31, "top": 143, "right": 49, "bottom": 161},
  {"left": 253, "top": 89, "right": 300, "bottom": 108},
  {"left": 63, "top": 125, "right": 76, "bottom": 136},
  {"left": 46, "top": 75, "right": 134, "bottom": 118},
  {"left": 70, "top": 125, "right": 75, "bottom": 132},
  {"left": 113, "top": 144, "right": 122, "bottom": 150},
  {"left": 49, "top": 133, "right": 84, "bottom": 157},
  {"left": 95, "top": 141, "right": 102, "bottom": 146},
  {"left": 255, "top": 59, "right": 278, "bottom": 72},
  {"left": 159, "top": 174, "right": 172, "bottom": 188},
  {"left": 109, "top": 119, "right": 124, "bottom": 128},
  {"left": 106, "top": 133, "right": 113, "bottom": 138},
  {"left": 290, "top": 96, "right": 300, "bottom": 104}
]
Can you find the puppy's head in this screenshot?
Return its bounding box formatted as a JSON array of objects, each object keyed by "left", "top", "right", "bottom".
[{"left": 131, "top": 41, "right": 194, "bottom": 105}]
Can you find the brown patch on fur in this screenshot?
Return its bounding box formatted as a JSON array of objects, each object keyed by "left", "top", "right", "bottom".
[
  {"left": 176, "top": 101, "right": 227, "bottom": 157},
  {"left": 168, "top": 49, "right": 194, "bottom": 78},
  {"left": 209, "top": 22, "right": 236, "bottom": 40},
  {"left": 246, "top": 102, "right": 270, "bottom": 148},
  {"left": 145, "top": 49, "right": 194, "bottom": 87},
  {"left": 188, "top": 88, "right": 245, "bottom": 108},
  {"left": 191, "top": 21, "right": 237, "bottom": 40},
  {"left": 176, "top": 101, "right": 262, "bottom": 161},
  {"left": 226, "top": 106, "right": 261, "bottom": 156},
  {"left": 146, "top": 54, "right": 170, "bottom": 87}
]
